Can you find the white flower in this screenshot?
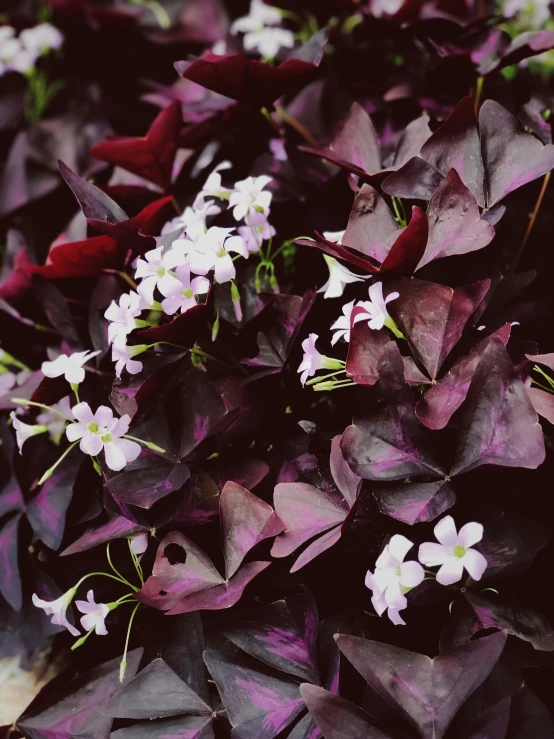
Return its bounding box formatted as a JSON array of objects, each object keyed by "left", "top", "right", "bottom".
[
  {"left": 322, "top": 230, "right": 345, "bottom": 244},
  {"left": 37, "top": 396, "right": 73, "bottom": 443},
  {"left": 134, "top": 246, "right": 183, "bottom": 306},
  {"left": 318, "top": 255, "right": 368, "bottom": 299},
  {"left": 229, "top": 175, "right": 272, "bottom": 221},
  {"left": 370, "top": 0, "right": 404, "bottom": 17},
  {"left": 161, "top": 201, "right": 221, "bottom": 239},
  {"left": 237, "top": 211, "right": 275, "bottom": 253},
  {"left": 42, "top": 349, "right": 100, "bottom": 385},
  {"left": 331, "top": 300, "right": 372, "bottom": 346},
  {"left": 193, "top": 161, "right": 233, "bottom": 210},
  {"left": 104, "top": 292, "right": 144, "bottom": 344},
  {"left": 231, "top": 0, "right": 283, "bottom": 34},
  {"left": 19, "top": 23, "right": 64, "bottom": 54},
  {"left": 10, "top": 412, "right": 49, "bottom": 452},
  {"left": 32, "top": 588, "right": 79, "bottom": 636},
  {"left": 242, "top": 27, "right": 295, "bottom": 58},
  {"left": 356, "top": 282, "right": 399, "bottom": 331},
  {"left": 502, "top": 0, "right": 550, "bottom": 25},
  {"left": 161, "top": 264, "right": 210, "bottom": 315},
  {"left": 75, "top": 590, "right": 110, "bottom": 636},
  {"left": 66, "top": 402, "right": 141, "bottom": 472},
  {"left": 112, "top": 337, "right": 144, "bottom": 378},
  {"left": 418, "top": 516, "right": 488, "bottom": 586},
  {"left": 365, "top": 534, "right": 424, "bottom": 626},
  {"left": 0, "top": 371, "right": 17, "bottom": 395},
  {"left": 130, "top": 533, "right": 149, "bottom": 556},
  {"left": 297, "top": 333, "right": 344, "bottom": 386},
  {"left": 187, "top": 227, "right": 248, "bottom": 283}
]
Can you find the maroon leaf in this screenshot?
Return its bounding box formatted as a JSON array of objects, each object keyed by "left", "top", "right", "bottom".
[
  {"left": 59, "top": 160, "right": 128, "bottom": 224},
  {"left": 342, "top": 184, "right": 398, "bottom": 262},
  {"left": 295, "top": 235, "right": 380, "bottom": 274},
  {"left": 138, "top": 303, "right": 210, "bottom": 348},
  {"left": 335, "top": 631, "right": 507, "bottom": 739},
  {"left": 341, "top": 343, "right": 444, "bottom": 481},
  {"left": 111, "top": 715, "right": 213, "bottom": 739},
  {"left": 381, "top": 205, "right": 428, "bottom": 275},
  {"left": 346, "top": 322, "right": 393, "bottom": 387},
  {"left": 61, "top": 514, "right": 147, "bottom": 556},
  {"left": 106, "top": 455, "right": 190, "bottom": 509},
  {"left": 479, "top": 100, "right": 554, "bottom": 207},
  {"left": 373, "top": 480, "right": 456, "bottom": 526},
  {"left": 319, "top": 102, "right": 381, "bottom": 175},
  {"left": 91, "top": 101, "right": 182, "bottom": 190},
  {"left": 387, "top": 277, "right": 490, "bottom": 380},
  {"left": 175, "top": 53, "right": 317, "bottom": 107},
  {"left": 477, "top": 515, "right": 551, "bottom": 581},
  {"left": 0, "top": 514, "right": 22, "bottom": 611},
  {"left": 526, "top": 387, "right": 554, "bottom": 425},
  {"left": 382, "top": 156, "right": 444, "bottom": 201},
  {"left": 301, "top": 685, "right": 394, "bottom": 739},
  {"left": 490, "top": 29, "right": 554, "bottom": 71},
  {"left": 419, "top": 169, "right": 495, "bottom": 268},
  {"left": 29, "top": 234, "right": 120, "bottom": 279},
  {"left": 451, "top": 338, "right": 545, "bottom": 475},
  {"left": 329, "top": 435, "right": 361, "bottom": 508}
]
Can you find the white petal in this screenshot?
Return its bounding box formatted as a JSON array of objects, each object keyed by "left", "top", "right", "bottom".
[
  {"left": 214, "top": 254, "right": 235, "bottom": 283},
  {"left": 103, "top": 441, "right": 127, "bottom": 471},
  {"left": 436, "top": 558, "right": 464, "bottom": 586},
  {"left": 462, "top": 548, "right": 488, "bottom": 581},
  {"left": 433, "top": 515, "right": 459, "bottom": 547},
  {"left": 137, "top": 275, "right": 157, "bottom": 306},
  {"left": 80, "top": 433, "right": 103, "bottom": 456},
  {"left": 117, "top": 437, "right": 141, "bottom": 463},
  {"left": 384, "top": 581, "right": 407, "bottom": 610},
  {"left": 399, "top": 561, "right": 425, "bottom": 588},
  {"left": 191, "top": 276, "right": 210, "bottom": 295},
  {"left": 457, "top": 522, "right": 484, "bottom": 548},
  {"left": 66, "top": 422, "right": 86, "bottom": 442},
  {"left": 41, "top": 355, "right": 68, "bottom": 378},
  {"left": 388, "top": 534, "right": 414, "bottom": 564},
  {"left": 126, "top": 358, "right": 143, "bottom": 375},
  {"left": 94, "top": 406, "right": 114, "bottom": 429},
  {"left": 72, "top": 402, "right": 95, "bottom": 424},
  {"left": 418, "top": 542, "right": 450, "bottom": 566},
  {"left": 372, "top": 592, "right": 387, "bottom": 616},
  {"left": 157, "top": 272, "right": 182, "bottom": 299},
  {"left": 64, "top": 365, "right": 85, "bottom": 385},
  {"left": 111, "top": 415, "right": 130, "bottom": 437},
  {"left": 387, "top": 607, "right": 406, "bottom": 626}
]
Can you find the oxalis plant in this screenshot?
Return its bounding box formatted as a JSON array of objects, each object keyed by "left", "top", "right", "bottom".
[{"left": 1, "top": 0, "right": 554, "bottom": 737}]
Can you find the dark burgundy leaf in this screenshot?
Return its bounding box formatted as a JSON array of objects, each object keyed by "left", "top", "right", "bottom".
[
  {"left": 341, "top": 343, "right": 444, "bottom": 480},
  {"left": 61, "top": 514, "right": 147, "bottom": 556},
  {"left": 26, "top": 451, "right": 81, "bottom": 551},
  {"left": 91, "top": 101, "right": 182, "bottom": 190},
  {"left": 451, "top": 339, "right": 545, "bottom": 475},
  {"left": 295, "top": 235, "right": 380, "bottom": 275},
  {"left": 59, "top": 160, "right": 128, "bottom": 224},
  {"left": 0, "top": 513, "right": 22, "bottom": 611},
  {"left": 324, "top": 102, "right": 381, "bottom": 175},
  {"left": 491, "top": 29, "right": 554, "bottom": 71},
  {"left": 477, "top": 515, "right": 551, "bottom": 581},
  {"left": 30, "top": 234, "right": 120, "bottom": 279},
  {"left": 301, "top": 685, "right": 394, "bottom": 739},
  {"left": 107, "top": 658, "right": 212, "bottom": 719},
  {"left": 479, "top": 100, "right": 554, "bottom": 207},
  {"left": 336, "top": 631, "right": 507, "bottom": 739},
  {"left": 345, "top": 322, "right": 392, "bottom": 387},
  {"left": 506, "top": 687, "right": 554, "bottom": 738},
  {"left": 342, "top": 184, "right": 398, "bottom": 262},
  {"left": 393, "top": 115, "right": 433, "bottom": 168},
  {"left": 0, "top": 232, "right": 33, "bottom": 305},
  {"left": 526, "top": 387, "right": 554, "bottom": 425},
  {"left": 329, "top": 435, "right": 361, "bottom": 508},
  {"left": 420, "top": 169, "right": 495, "bottom": 268},
  {"left": 175, "top": 53, "right": 317, "bottom": 107},
  {"left": 106, "top": 454, "right": 190, "bottom": 509},
  {"left": 139, "top": 302, "right": 211, "bottom": 348},
  {"left": 381, "top": 205, "right": 428, "bottom": 274},
  {"left": 373, "top": 480, "right": 456, "bottom": 525},
  {"left": 382, "top": 156, "right": 444, "bottom": 201},
  {"left": 387, "top": 277, "right": 489, "bottom": 380},
  {"left": 111, "top": 715, "right": 214, "bottom": 739}
]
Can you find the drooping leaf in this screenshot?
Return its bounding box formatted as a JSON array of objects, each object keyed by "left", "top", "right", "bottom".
[
  {"left": 335, "top": 632, "right": 507, "bottom": 739},
  {"left": 451, "top": 339, "right": 545, "bottom": 475},
  {"left": 30, "top": 234, "right": 120, "bottom": 279},
  {"left": 61, "top": 514, "right": 147, "bottom": 556},
  {"left": 506, "top": 687, "right": 554, "bottom": 738},
  {"left": 58, "top": 160, "right": 128, "bottom": 224}
]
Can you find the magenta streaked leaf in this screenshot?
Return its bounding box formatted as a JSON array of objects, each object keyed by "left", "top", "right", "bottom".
[
  {"left": 301, "top": 685, "right": 394, "bottom": 739},
  {"left": 373, "top": 480, "right": 456, "bottom": 525}
]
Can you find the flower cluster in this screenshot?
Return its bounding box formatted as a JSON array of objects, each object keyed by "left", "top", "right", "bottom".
[
  {"left": 104, "top": 166, "right": 275, "bottom": 376},
  {"left": 365, "top": 516, "right": 488, "bottom": 625},
  {"left": 230, "top": 0, "right": 295, "bottom": 59},
  {"left": 0, "top": 23, "right": 63, "bottom": 77}
]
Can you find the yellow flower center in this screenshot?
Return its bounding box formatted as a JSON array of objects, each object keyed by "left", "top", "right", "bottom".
[
  {"left": 87, "top": 422, "right": 99, "bottom": 433},
  {"left": 453, "top": 544, "right": 466, "bottom": 559}
]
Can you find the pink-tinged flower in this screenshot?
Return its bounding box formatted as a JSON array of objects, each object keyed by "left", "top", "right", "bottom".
[
  {"left": 365, "top": 534, "right": 424, "bottom": 626},
  {"left": 242, "top": 26, "right": 295, "bottom": 58},
  {"left": 66, "top": 402, "right": 141, "bottom": 472},
  {"left": 0, "top": 371, "right": 17, "bottom": 396},
  {"left": 318, "top": 256, "right": 368, "bottom": 299},
  {"left": 237, "top": 211, "right": 275, "bottom": 253},
  {"left": 187, "top": 227, "right": 248, "bottom": 283},
  {"left": 418, "top": 516, "right": 488, "bottom": 586},
  {"left": 134, "top": 246, "right": 183, "bottom": 306},
  {"left": 356, "top": 282, "right": 399, "bottom": 331},
  {"left": 32, "top": 588, "right": 79, "bottom": 636},
  {"left": 42, "top": 349, "right": 100, "bottom": 385},
  {"left": 331, "top": 300, "right": 368, "bottom": 345},
  {"left": 161, "top": 264, "right": 210, "bottom": 315},
  {"left": 20, "top": 23, "right": 64, "bottom": 53},
  {"left": 193, "top": 161, "right": 233, "bottom": 210},
  {"left": 231, "top": 0, "right": 283, "bottom": 33},
  {"left": 104, "top": 292, "right": 144, "bottom": 344},
  {"left": 111, "top": 337, "right": 145, "bottom": 378},
  {"left": 229, "top": 176, "right": 272, "bottom": 221},
  {"left": 75, "top": 590, "right": 110, "bottom": 635},
  {"left": 130, "top": 533, "right": 149, "bottom": 556},
  {"left": 10, "top": 412, "right": 49, "bottom": 452},
  {"left": 37, "top": 396, "right": 73, "bottom": 444},
  {"left": 162, "top": 201, "right": 221, "bottom": 239},
  {"left": 269, "top": 138, "right": 287, "bottom": 161},
  {"left": 298, "top": 334, "right": 325, "bottom": 386}
]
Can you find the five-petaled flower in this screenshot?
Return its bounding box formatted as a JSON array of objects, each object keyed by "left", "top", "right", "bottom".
[
  {"left": 193, "top": 161, "right": 232, "bottom": 210},
  {"left": 42, "top": 349, "right": 100, "bottom": 385},
  {"left": 318, "top": 255, "right": 368, "bottom": 299},
  {"left": 75, "top": 590, "right": 110, "bottom": 635},
  {"left": 365, "top": 534, "right": 424, "bottom": 626},
  {"left": 32, "top": 588, "right": 79, "bottom": 636},
  {"left": 418, "top": 516, "right": 488, "bottom": 585},
  {"left": 104, "top": 292, "right": 144, "bottom": 344},
  {"left": 66, "top": 402, "right": 141, "bottom": 471},
  {"left": 134, "top": 245, "right": 184, "bottom": 306},
  {"left": 297, "top": 334, "right": 344, "bottom": 386},
  {"left": 229, "top": 175, "right": 272, "bottom": 221},
  {"left": 186, "top": 227, "right": 248, "bottom": 284},
  {"left": 356, "top": 282, "right": 399, "bottom": 331},
  {"left": 111, "top": 337, "right": 145, "bottom": 378},
  {"left": 161, "top": 264, "right": 210, "bottom": 315}
]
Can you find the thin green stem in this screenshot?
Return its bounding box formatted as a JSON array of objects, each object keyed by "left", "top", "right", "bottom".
[
  {"left": 122, "top": 435, "right": 165, "bottom": 453},
  {"left": 275, "top": 107, "right": 319, "bottom": 147},
  {"left": 305, "top": 369, "right": 346, "bottom": 386},
  {"left": 120, "top": 603, "right": 141, "bottom": 682},
  {"left": 11, "top": 398, "right": 72, "bottom": 420},
  {"left": 531, "top": 379, "right": 554, "bottom": 394},
  {"left": 74, "top": 571, "right": 138, "bottom": 591},
  {"left": 128, "top": 539, "right": 144, "bottom": 585},
  {"left": 38, "top": 442, "right": 79, "bottom": 485},
  {"left": 533, "top": 365, "right": 554, "bottom": 389},
  {"left": 107, "top": 542, "right": 138, "bottom": 591}
]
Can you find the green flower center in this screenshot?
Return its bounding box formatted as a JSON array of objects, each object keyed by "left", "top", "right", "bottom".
[
  {"left": 216, "top": 247, "right": 226, "bottom": 258},
  {"left": 101, "top": 433, "right": 112, "bottom": 443},
  {"left": 156, "top": 266, "right": 166, "bottom": 277},
  {"left": 453, "top": 544, "right": 466, "bottom": 559},
  {"left": 87, "top": 422, "right": 99, "bottom": 433},
  {"left": 183, "top": 288, "right": 193, "bottom": 299}
]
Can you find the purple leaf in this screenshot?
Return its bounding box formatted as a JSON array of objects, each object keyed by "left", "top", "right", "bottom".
[
  {"left": 26, "top": 451, "right": 81, "bottom": 551},
  {"left": 346, "top": 322, "right": 392, "bottom": 387},
  {"left": 336, "top": 631, "right": 507, "bottom": 739},
  {"left": 380, "top": 205, "right": 428, "bottom": 275},
  {"left": 223, "top": 599, "right": 320, "bottom": 684},
  {"left": 300, "top": 685, "right": 394, "bottom": 739},
  {"left": 477, "top": 515, "right": 551, "bottom": 581},
  {"left": 527, "top": 352, "right": 554, "bottom": 372},
  {"left": 507, "top": 687, "right": 554, "bottom": 738},
  {"left": 329, "top": 435, "right": 361, "bottom": 508},
  {"left": 61, "top": 514, "right": 147, "bottom": 556},
  {"left": 451, "top": 338, "right": 545, "bottom": 475},
  {"left": 491, "top": 29, "right": 554, "bottom": 71},
  {"left": 387, "top": 277, "right": 490, "bottom": 380},
  {"left": 341, "top": 343, "right": 444, "bottom": 481},
  {"left": 106, "top": 455, "right": 190, "bottom": 509},
  {"left": 419, "top": 169, "right": 495, "bottom": 268},
  {"left": 203, "top": 649, "right": 305, "bottom": 739},
  {"left": 373, "top": 480, "right": 456, "bottom": 525},
  {"left": 0, "top": 514, "right": 22, "bottom": 611},
  {"left": 326, "top": 102, "right": 381, "bottom": 175},
  {"left": 420, "top": 97, "right": 485, "bottom": 207},
  {"left": 19, "top": 648, "right": 142, "bottom": 737},
  {"left": 526, "top": 387, "right": 554, "bottom": 425},
  {"left": 382, "top": 156, "right": 444, "bottom": 201},
  {"left": 107, "top": 659, "right": 212, "bottom": 719},
  {"left": 342, "top": 184, "right": 398, "bottom": 262},
  {"left": 59, "top": 160, "right": 128, "bottom": 224},
  {"left": 220, "top": 481, "right": 283, "bottom": 579},
  {"left": 454, "top": 696, "right": 511, "bottom": 739},
  {"left": 393, "top": 115, "right": 433, "bottom": 168},
  {"left": 295, "top": 234, "right": 380, "bottom": 275},
  {"left": 111, "top": 715, "right": 214, "bottom": 739},
  {"left": 290, "top": 526, "right": 343, "bottom": 573},
  {"left": 479, "top": 100, "right": 554, "bottom": 207}
]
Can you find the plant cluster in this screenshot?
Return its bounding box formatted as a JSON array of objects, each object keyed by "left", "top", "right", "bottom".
[{"left": 1, "top": 0, "right": 554, "bottom": 737}]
